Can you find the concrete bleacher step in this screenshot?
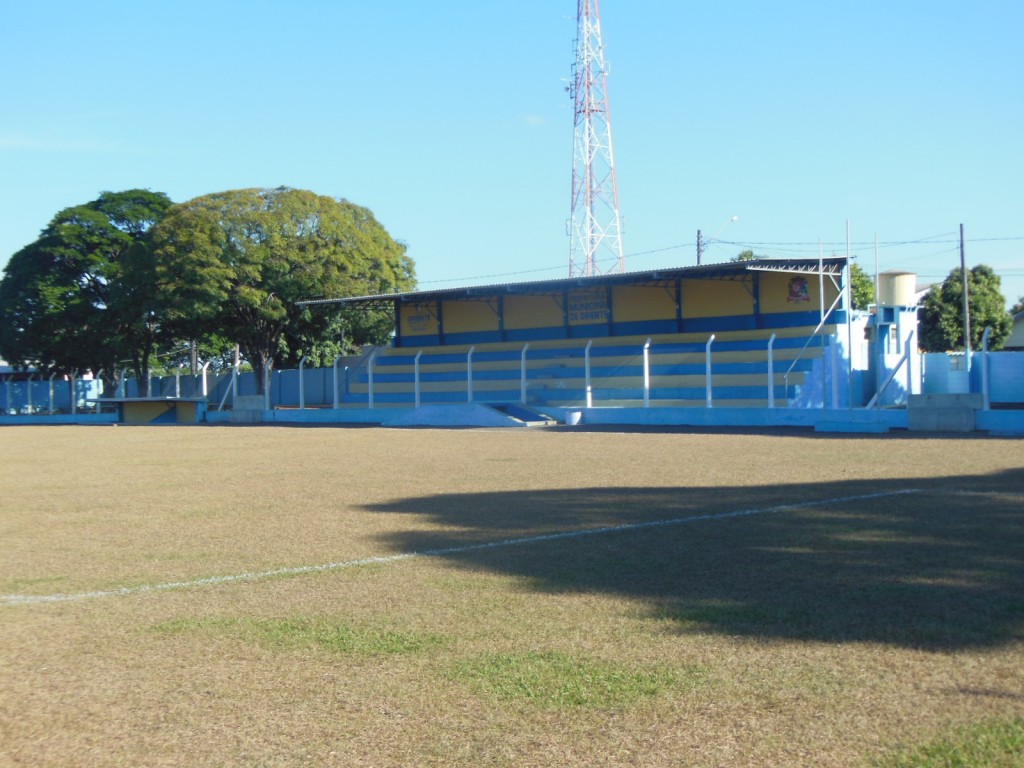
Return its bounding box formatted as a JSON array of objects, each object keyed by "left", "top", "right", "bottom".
[{"left": 488, "top": 403, "right": 558, "bottom": 426}]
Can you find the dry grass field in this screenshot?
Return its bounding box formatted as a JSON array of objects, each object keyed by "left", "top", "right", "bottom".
[{"left": 1, "top": 424, "right": 1022, "bottom": 767}]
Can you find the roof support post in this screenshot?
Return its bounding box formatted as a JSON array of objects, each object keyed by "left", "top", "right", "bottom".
[
  {"left": 767, "top": 333, "right": 776, "bottom": 408},
  {"left": 467, "top": 346, "right": 475, "bottom": 402}
]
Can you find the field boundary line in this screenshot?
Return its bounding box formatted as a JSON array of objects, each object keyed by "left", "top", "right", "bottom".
[{"left": 1, "top": 489, "right": 921, "bottom": 607}]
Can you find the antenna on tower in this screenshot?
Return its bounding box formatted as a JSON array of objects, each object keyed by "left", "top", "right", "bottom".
[{"left": 568, "top": 0, "right": 624, "bottom": 278}]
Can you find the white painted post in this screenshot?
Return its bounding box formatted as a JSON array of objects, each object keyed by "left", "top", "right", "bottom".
[
  {"left": 520, "top": 343, "right": 530, "bottom": 404},
  {"left": 467, "top": 346, "right": 475, "bottom": 402},
  {"left": 367, "top": 351, "right": 376, "bottom": 409},
  {"left": 981, "top": 327, "right": 992, "bottom": 411},
  {"left": 118, "top": 369, "right": 127, "bottom": 398},
  {"left": 232, "top": 361, "right": 239, "bottom": 400},
  {"left": 585, "top": 340, "right": 593, "bottom": 408},
  {"left": 643, "top": 338, "right": 652, "bottom": 408},
  {"left": 201, "top": 362, "right": 211, "bottom": 399},
  {"left": 705, "top": 335, "right": 716, "bottom": 408},
  {"left": 263, "top": 360, "right": 272, "bottom": 412},
  {"left": 26, "top": 374, "right": 34, "bottom": 414},
  {"left": 767, "top": 333, "right": 776, "bottom": 409},
  {"left": 829, "top": 339, "right": 839, "bottom": 409},
  {"left": 332, "top": 355, "right": 340, "bottom": 409},
  {"left": 175, "top": 367, "right": 181, "bottom": 398},
  {"left": 414, "top": 350, "right": 423, "bottom": 408},
  {"left": 298, "top": 356, "right": 308, "bottom": 409},
  {"left": 48, "top": 373, "right": 56, "bottom": 414}
]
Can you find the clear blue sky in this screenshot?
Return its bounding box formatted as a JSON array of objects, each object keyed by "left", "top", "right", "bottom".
[{"left": 2, "top": 1, "right": 1022, "bottom": 307}]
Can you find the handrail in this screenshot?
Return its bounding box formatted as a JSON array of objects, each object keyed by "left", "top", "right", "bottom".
[
  {"left": 865, "top": 331, "right": 915, "bottom": 409},
  {"left": 783, "top": 290, "right": 845, "bottom": 403}
]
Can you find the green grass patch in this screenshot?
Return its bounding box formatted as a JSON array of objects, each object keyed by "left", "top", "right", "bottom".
[
  {"left": 874, "top": 718, "right": 1024, "bottom": 767},
  {"left": 153, "top": 616, "right": 445, "bottom": 656},
  {"left": 449, "top": 650, "right": 704, "bottom": 710}
]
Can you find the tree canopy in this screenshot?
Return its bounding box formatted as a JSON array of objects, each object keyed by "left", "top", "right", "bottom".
[
  {"left": 848, "top": 263, "right": 874, "bottom": 312},
  {"left": 0, "top": 189, "right": 173, "bottom": 392},
  {"left": 152, "top": 187, "right": 415, "bottom": 390},
  {"left": 918, "top": 264, "right": 1012, "bottom": 352}
]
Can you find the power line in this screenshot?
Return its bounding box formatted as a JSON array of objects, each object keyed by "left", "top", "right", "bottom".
[{"left": 417, "top": 233, "right": 1023, "bottom": 287}]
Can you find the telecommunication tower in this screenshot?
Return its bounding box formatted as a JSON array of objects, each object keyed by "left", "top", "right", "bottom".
[{"left": 568, "top": 0, "right": 624, "bottom": 277}]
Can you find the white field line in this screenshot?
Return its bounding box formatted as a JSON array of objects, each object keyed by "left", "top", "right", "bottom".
[{"left": 1, "top": 489, "right": 922, "bottom": 607}]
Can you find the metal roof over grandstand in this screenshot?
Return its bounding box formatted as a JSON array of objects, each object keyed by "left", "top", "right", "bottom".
[{"left": 298, "top": 257, "right": 849, "bottom": 309}]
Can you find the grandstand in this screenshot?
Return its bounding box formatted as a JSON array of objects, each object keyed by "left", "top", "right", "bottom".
[{"left": 303, "top": 257, "right": 857, "bottom": 424}]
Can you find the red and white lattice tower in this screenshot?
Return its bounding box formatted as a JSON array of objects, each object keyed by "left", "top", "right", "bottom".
[{"left": 568, "top": 0, "right": 624, "bottom": 278}]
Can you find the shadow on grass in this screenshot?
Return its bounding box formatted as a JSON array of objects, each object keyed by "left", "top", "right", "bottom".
[{"left": 365, "top": 469, "right": 1024, "bottom": 651}]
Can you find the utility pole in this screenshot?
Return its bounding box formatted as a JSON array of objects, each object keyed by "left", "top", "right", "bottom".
[{"left": 960, "top": 223, "right": 971, "bottom": 357}]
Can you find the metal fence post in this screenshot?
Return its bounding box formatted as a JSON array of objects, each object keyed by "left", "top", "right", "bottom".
[
  {"left": 520, "top": 343, "right": 530, "bottom": 404},
  {"left": 981, "top": 326, "right": 992, "bottom": 411},
  {"left": 367, "top": 351, "right": 376, "bottom": 409},
  {"left": 298, "top": 356, "right": 307, "bottom": 409},
  {"left": 263, "top": 361, "right": 272, "bottom": 412},
  {"left": 705, "top": 334, "right": 716, "bottom": 408},
  {"left": 332, "top": 356, "right": 341, "bottom": 409},
  {"left": 643, "top": 338, "right": 652, "bottom": 408},
  {"left": 585, "top": 340, "right": 593, "bottom": 408},
  {"left": 414, "top": 350, "right": 423, "bottom": 408},
  {"left": 767, "top": 333, "right": 776, "bottom": 409}
]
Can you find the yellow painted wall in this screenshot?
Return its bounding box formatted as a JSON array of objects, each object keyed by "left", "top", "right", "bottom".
[
  {"left": 612, "top": 285, "right": 677, "bottom": 322},
  {"left": 442, "top": 299, "right": 500, "bottom": 334},
  {"left": 682, "top": 279, "right": 754, "bottom": 318},
  {"left": 759, "top": 272, "right": 839, "bottom": 314},
  {"left": 400, "top": 302, "right": 439, "bottom": 337},
  {"left": 504, "top": 294, "right": 564, "bottom": 330}
]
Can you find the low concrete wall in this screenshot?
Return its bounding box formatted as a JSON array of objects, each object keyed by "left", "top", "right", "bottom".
[{"left": 907, "top": 393, "right": 982, "bottom": 432}]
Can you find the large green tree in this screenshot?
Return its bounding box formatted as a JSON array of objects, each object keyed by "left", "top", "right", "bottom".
[
  {"left": 152, "top": 187, "right": 415, "bottom": 391},
  {"left": 0, "top": 189, "right": 174, "bottom": 394},
  {"left": 918, "top": 264, "right": 1012, "bottom": 352}
]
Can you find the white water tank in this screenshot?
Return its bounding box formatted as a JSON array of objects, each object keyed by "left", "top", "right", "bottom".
[{"left": 877, "top": 271, "right": 917, "bottom": 307}]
